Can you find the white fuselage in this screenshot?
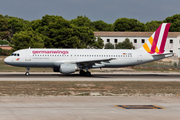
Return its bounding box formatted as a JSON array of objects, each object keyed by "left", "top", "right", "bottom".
[{"left": 4, "top": 48, "right": 173, "bottom": 69}]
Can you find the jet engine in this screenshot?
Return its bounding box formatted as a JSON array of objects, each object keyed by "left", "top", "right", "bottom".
[{"left": 53, "top": 64, "right": 78, "bottom": 74}]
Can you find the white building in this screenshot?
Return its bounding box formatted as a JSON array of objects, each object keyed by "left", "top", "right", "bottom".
[{"left": 94, "top": 32, "right": 180, "bottom": 57}]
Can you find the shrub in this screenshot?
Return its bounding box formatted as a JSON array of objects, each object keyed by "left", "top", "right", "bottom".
[
  {"left": 0, "top": 48, "right": 12, "bottom": 56},
  {"left": 0, "top": 40, "right": 9, "bottom": 45}
]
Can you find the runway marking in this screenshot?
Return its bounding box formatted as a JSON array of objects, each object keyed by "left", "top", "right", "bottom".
[{"left": 114, "top": 105, "right": 165, "bottom": 109}]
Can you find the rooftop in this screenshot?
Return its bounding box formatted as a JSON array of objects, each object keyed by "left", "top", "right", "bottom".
[{"left": 94, "top": 32, "right": 180, "bottom": 37}]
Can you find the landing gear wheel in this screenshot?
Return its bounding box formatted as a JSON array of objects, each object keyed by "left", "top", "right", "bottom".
[
  {"left": 25, "top": 72, "right": 29, "bottom": 76},
  {"left": 25, "top": 67, "right": 30, "bottom": 76},
  {"left": 80, "top": 70, "right": 86, "bottom": 76},
  {"left": 86, "top": 71, "right": 91, "bottom": 77}
]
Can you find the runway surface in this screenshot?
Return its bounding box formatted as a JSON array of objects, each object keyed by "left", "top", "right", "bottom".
[
  {"left": 0, "top": 96, "right": 180, "bottom": 120},
  {"left": 1, "top": 73, "right": 180, "bottom": 120},
  {"left": 0, "top": 72, "right": 180, "bottom": 81}
]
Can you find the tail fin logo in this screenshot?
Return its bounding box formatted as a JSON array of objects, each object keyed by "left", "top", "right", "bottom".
[{"left": 143, "top": 23, "right": 170, "bottom": 54}]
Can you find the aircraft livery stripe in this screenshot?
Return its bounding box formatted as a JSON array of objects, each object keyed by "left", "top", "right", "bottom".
[
  {"left": 158, "top": 23, "right": 171, "bottom": 54},
  {"left": 149, "top": 36, "right": 153, "bottom": 45},
  {"left": 143, "top": 43, "right": 151, "bottom": 52},
  {"left": 155, "top": 46, "right": 159, "bottom": 53},
  {"left": 156, "top": 24, "right": 166, "bottom": 49},
  {"left": 145, "top": 39, "right": 151, "bottom": 51},
  {"left": 150, "top": 24, "right": 162, "bottom": 54}
]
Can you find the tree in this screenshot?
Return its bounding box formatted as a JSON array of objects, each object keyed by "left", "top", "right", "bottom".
[
  {"left": 164, "top": 14, "right": 180, "bottom": 23},
  {"left": 93, "top": 20, "right": 112, "bottom": 31},
  {"left": 91, "top": 37, "right": 104, "bottom": 49},
  {"left": 163, "top": 14, "right": 180, "bottom": 32},
  {"left": 7, "top": 17, "right": 24, "bottom": 40},
  {"left": 170, "top": 20, "right": 180, "bottom": 32},
  {"left": 30, "top": 15, "right": 103, "bottom": 49},
  {"left": 0, "top": 15, "right": 9, "bottom": 40},
  {"left": 0, "top": 39, "right": 9, "bottom": 45},
  {"left": 145, "top": 21, "right": 162, "bottom": 32},
  {"left": 104, "top": 42, "right": 114, "bottom": 49},
  {"left": 113, "top": 18, "right": 145, "bottom": 31},
  {"left": 12, "top": 30, "right": 44, "bottom": 51},
  {"left": 70, "top": 16, "right": 94, "bottom": 29},
  {"left": 115, "top": 38, "right": 135, "bottom": 49}
]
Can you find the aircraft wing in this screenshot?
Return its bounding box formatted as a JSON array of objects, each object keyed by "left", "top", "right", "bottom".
[
  {"left": 76, "top": 58, "right": 116, "bottom": 64},
  {"left": 75, "top": 58, "right": 116, "bottom": 68}
]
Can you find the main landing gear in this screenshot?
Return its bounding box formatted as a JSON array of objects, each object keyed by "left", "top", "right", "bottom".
[
  {"left": 25, "top": 67, "right": 30, "bottom": 76},
  {"left": 79, "top": 70, "right": 91, "bottom": 76}
]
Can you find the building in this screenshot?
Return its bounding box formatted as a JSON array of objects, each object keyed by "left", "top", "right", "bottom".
[
  {"left": 94, "top": 32, "right": 180, "bottom": 57},
  {"left": 0, "top": 45, "right": 12, "bottom": 50}
]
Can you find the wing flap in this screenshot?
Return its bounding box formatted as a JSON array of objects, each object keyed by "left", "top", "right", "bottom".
[{"left": 76, "top": 58, "right": 116, "bottom": 64}]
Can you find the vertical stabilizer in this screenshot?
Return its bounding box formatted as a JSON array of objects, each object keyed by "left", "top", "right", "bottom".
[{"left": 142, "top": 23, "right": 171, "bottom": 54}]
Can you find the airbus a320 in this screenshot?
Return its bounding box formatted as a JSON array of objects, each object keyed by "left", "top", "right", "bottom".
[{"left": 4, "top": 23, "right": 173, "bottom": 76}]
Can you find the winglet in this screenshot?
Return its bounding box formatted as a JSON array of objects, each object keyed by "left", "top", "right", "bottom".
[{"left": 142, "top": 23, "right": 171, "bottom": 54}]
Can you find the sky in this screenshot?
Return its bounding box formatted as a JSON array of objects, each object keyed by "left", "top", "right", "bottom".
[{"left": 0, "top": 0, "right": 180, "bottom": 23}]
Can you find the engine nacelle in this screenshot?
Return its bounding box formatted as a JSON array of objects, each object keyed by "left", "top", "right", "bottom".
[{"left": 60, "top": 64, "right": 78, "bottom": 74}]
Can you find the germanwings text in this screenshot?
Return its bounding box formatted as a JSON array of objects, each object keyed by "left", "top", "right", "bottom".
[{"left": 32, "top": 50, "right": 69, "bottom": 55}]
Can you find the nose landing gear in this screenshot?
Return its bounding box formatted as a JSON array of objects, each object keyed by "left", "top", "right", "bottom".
[{"left": 25, "top": 67, "right": 30, "bottom": 76}]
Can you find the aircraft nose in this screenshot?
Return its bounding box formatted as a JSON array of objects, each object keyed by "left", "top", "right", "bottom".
[{"left": 4, "top": 57, "right": 11, "bottom": 65}]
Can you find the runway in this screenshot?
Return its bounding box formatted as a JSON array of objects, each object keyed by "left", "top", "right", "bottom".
[
  {"left": 0, "top": 72, "right": 180, "bottom": 81},
  {"left": 1, "top": 73, "right": 180, "bottom": 120},
  {"left": 0, "top": 96, "right": 180, "bottom": 120}
]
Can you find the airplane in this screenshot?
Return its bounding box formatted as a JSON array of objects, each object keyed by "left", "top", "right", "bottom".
[{"left": 4, "top": 23, "right": 173, "bottom": 76}]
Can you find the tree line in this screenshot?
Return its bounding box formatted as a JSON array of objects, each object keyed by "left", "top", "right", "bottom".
[{"left": 0, "top": 14, "right": 180, "bottom": 52}]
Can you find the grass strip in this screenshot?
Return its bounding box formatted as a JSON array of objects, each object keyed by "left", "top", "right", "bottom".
[{"left": 0, "top": 81, "right": 179, "bottom": 96}]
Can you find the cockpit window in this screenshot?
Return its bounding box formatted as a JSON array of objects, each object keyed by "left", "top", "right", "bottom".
[{"left": 10, "top": 53, "right": 20, "bottom": 56}]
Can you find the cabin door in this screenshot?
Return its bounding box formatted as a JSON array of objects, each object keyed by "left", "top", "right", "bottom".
[
  {"left": 137, "top": 51, "right": 142, "bottom": 61},
  {"left": 25, "top": 50, "right": 31, "bottom": 61}
]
